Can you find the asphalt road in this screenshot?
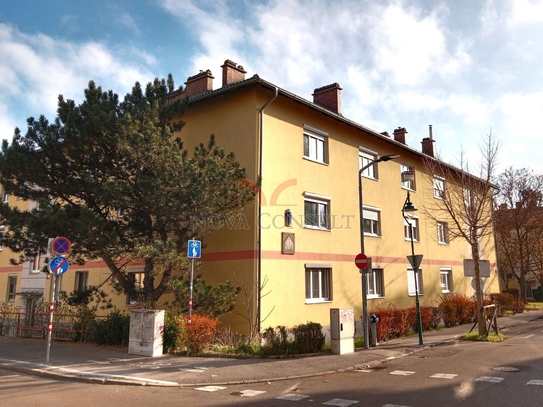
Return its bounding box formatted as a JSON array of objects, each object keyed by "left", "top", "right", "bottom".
[{"left": 2, "top": 317, "right": 543, "bottom": 406}]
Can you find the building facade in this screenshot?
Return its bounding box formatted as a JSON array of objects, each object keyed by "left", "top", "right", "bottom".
[{"left": 0, "top": 59, "right": 500, "bottom": 335}]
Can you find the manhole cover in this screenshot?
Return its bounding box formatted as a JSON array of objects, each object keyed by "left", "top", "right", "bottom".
[{"left": 492, "top": 366, "right": 521, "bottom": 372}]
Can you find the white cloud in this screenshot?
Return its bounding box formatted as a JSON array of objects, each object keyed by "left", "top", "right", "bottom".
[
  {"left": 0, "top": 23, "right": 154, "bottom": 135},
  {"left": 508, "top": 0, "right": 543, "bottom": 25}
]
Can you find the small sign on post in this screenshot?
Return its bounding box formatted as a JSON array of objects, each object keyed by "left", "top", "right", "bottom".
[
  {"left": 46, "top": 236, "right": 71, "bottom": 364},
  {"left": 355, "top": 253, "right": 369, "bottom": 270},
  {"left": 186, "top": 238, "right": 201, "bottom": 356}
]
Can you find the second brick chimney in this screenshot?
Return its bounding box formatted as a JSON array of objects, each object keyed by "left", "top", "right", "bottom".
[
  {"left": 221, "top": 59, "right": 247, "bottom": 86},
  {"left": 421, "top": 125, "right": 435, "bottom": 157},
  {"left": 312, "top": 83, "right": 342, "bottom": 114},
  {"left": 393, "top": 127, "right": 408, "bottom": 144},
  {"left": 184, "top": 69, "right": 214, "bottom": 98}
]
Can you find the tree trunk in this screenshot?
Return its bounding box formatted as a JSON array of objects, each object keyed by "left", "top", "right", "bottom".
[{"left": 472, "top": 245, "right": 486, "bottom": 336}]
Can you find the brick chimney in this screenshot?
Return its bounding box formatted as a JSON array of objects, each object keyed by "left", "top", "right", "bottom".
[
  {"left": 221, "top": 59, "right": 246, "bottom": 86},
  {"left": 184, "top": 69, "right": 214, "bottom": 98},
  {"left": 393, "top": 127, "right": 408, "bottom": 144},
  {"left": 421, "top": 125, "right": 435, "bottom": 157},
  {"left": 312, "top": 83, "right": 342, "bottom": 114}
]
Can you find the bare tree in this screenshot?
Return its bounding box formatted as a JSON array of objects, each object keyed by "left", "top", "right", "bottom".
[
  {"left": 423, "top": 132, "right": 500, "bottom": 336},
  {"left": 494, "top": 167, "right": 543, "bottom": 300}
]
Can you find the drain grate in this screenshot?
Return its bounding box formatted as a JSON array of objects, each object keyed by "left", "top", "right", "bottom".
[{"left": 491, "top": 366, "right": 521, "bottom": 372}]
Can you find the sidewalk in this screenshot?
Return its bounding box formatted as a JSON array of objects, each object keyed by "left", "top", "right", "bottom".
[{"left": 1, "top": 310, "right": 541, "bottom": 387}]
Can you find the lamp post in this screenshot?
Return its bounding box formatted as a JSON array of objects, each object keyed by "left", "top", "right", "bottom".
[
  {"left": 359, "top": 154, "right": 399, "bottom": 349},
  {"left": 402, "top": 191, "right": 424, "bottom": 345}
]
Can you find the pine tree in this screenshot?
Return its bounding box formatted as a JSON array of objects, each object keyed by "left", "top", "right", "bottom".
[{"left": 0, "top": 76, "right": 254, "bottom": 306}]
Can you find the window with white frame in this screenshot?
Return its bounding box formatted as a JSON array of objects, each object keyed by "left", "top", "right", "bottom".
[
  {"left": 404, "top": 217, "right": 419, "bottom": 241},
  {"left": 305, "top": 265, "right": 331, "bottom": 303},
  {"left": 359, "top": 149, "right": 378, "bottom": 179},
  {"left": 32, "top": 253, "right": 44, "bottom": 273},
  {"left": 407, "top": 268, "right": 424, "bottom": 296},
  {"left": 433, "top": 176, "right": 445, "bottom": 199},
  {"left": 401, "top": 165, "right": 416, "bottom": 190},
  {"left": 366, "top": 268, "right": 384, "bottom": 298},
  {"left": 75, "top": 271, "right": 89, "bottom": 293},
  {"left": 2, "top": 190, "right": 8, "bottom": 203},
  {"left": 303, "top": 127, "right": 328, "bottom": 164},
  {"left": 127, "top": 271, "right": 144, "bottom": 305},
  {"left": 0, "top": 226, "right": 4, "bottom": 250},
  {"left": 118, "top": 208, "right": 125, "bottom": 218},
  {"left": 363, "top": 208, "right": 381, "bottom": 236},
  {"left": 7, "top": 275, "right": 17, "bottom": 302},
  {"left": 440, "top": 268, "right": 453, "bottom": 293},
  {"left": 437, "top": 221, "right": 450, "bottom": 244},
  {"left": 304, "top": 193, "right": 330, "bottom": 230}
]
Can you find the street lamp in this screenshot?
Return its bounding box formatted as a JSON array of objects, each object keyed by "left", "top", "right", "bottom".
[
  {"left": 359, "top": 153, "right": 399, "bottom": 349},
  {"left": 402, "top": 191, "right": 424, "bottom": 345}
]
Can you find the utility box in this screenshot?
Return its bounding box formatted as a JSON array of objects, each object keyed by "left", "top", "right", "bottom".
[
  {"left": 128, "top": 310, "right": 164, "bottom": 357},
  {"left": 330, "top": 308, "right": 355, "bottom": 355}
]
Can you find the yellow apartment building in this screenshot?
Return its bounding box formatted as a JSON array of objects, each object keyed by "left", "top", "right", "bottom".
[{"left": 0, "top": 59, "right": 500, "bottom": 335}]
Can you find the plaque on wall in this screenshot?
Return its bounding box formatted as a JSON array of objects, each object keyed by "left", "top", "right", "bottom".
[{"left": 281, "top": 232, "right": 295, "bottom": 255}]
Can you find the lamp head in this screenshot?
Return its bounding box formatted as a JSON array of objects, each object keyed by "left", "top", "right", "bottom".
[
  {"left": 403, "top": 191, "right": 418, "bottom": 212},
  {"left": 378, "top": 154, "right": 400, "bottom": 163}
]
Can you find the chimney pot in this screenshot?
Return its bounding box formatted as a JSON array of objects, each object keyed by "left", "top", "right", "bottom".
[
  {"left": 312, "top": 83, "right": 342, "bottom": 114},
  {"left": 221, "top": 59, "right": 247, "bottom": 87},
  {"left": 393, "top": 127, "right": 408, "bottom": 144},
  {"left": 421, "top": 125, "right": 436, "bottom": 157},
  {"left": 184, "top": 69, "right": 214, "bottom": 98}
]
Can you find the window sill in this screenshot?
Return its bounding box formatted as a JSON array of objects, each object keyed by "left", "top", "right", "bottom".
[
  {"left": 303, "top": 156, "right": 329, "bottom": 166},
  {"left": 367, "top": 295, "right": 384, "bottom": 299},
  {"left": 408, "top": 293, "right": 424, "bottom": 297},
  {"left": 401, "top": 186, "right": 416, "bottom": 192},
  {"left": 441, "top": 290, "right": 453, "bottom": 294},
  {"left": 404, "top": 238, "right": 419, "bottom": 242},
  {"left": 305, "top": 299, "right": 332, "bottom": 304},
  {"left": 364, "top": 233, "right": 381, "bottom": 238},
  {"left": 438, "top": 241, "right": 450, "bottom": 246},
  {"left": 304, "top": 226, "right": 331, "bottom": 232}
]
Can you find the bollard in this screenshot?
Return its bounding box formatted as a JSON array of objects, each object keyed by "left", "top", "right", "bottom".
[{"left": 369, "top": 313, "right": 379, "bottom": 347}]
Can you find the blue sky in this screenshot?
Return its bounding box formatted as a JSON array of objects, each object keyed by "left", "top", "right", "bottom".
[{"left": 1, "top": 0, "right": 543, "bottom": 173}]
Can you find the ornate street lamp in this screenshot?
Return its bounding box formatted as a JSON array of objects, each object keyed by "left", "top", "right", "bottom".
[
  {"left": 359, "top": 154, "right": 399, "bottom": 349},
  {"left": 402, "top": 191, "right": 424, "bottom": 345}
]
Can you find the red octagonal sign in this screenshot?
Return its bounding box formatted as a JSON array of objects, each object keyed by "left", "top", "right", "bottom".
[{"left": 355, "top": 253, "right": 368, "bottom": 269}]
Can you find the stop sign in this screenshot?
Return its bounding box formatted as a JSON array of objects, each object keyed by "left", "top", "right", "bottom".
[{"left": 355, "top": 253, "right": 368, "bottom": 269}]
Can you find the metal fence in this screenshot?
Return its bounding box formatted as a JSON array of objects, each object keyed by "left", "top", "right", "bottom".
[{"left": 0, "top": 311, "right": 102, "bottom": 342}]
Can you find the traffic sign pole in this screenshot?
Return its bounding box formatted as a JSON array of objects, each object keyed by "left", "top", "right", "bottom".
[
  {"left": 186, "top": 238, "right": 201, "bottom": 356},
  {"left": 45, "top": 274, "right": 57, "bottom": 364},
  {"left": 46, "top": 237, "right": 71, "bottom": 363}
]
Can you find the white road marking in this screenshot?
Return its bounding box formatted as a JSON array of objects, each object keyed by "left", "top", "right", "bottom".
[
  {"left": 356, "top": 369, "right": 373, "bottom": 373},
  {"left": 275, "top": 394, "right": 310, "bottom": 401},
  {"left": 323, "top": 398, "right": 359, "bottom": 406},
  {"left": 526, "top": 380, "right": 543, "bottom": 385},
  {"left": 476, "top": 376, "right": 505, "bottom": 383},
  {"left": 390, "top": 370, "right": 415, "bottom": 376},
  {"left": 431, "top": 373, "right": 458, "bottom": 379},
  {"left": 239, "top": 390, "right": 266, "bottom": 397},
  {"left": 195, "top": 385, "right": 226, "bottom": 392},
  {"left": 523, "top": 334, "right": 535, "bottom": 339}
]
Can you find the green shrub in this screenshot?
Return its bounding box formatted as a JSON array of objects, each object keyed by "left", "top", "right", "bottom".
[
  {"left": 163, "top": 312, "right": 187, "bottom": 353},
  {"left": 261, "top": 325, "right": 290, "bottom": 356},
  {"left": 291, "top": 322, "right": 325, "bottom": 354},
  {"left": 86, "top": 310, "right": 130, "bottom": 346}
]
